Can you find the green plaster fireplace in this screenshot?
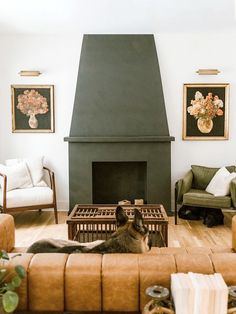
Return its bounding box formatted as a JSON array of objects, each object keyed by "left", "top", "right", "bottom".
[{"left": 65, "top": 35, "right": 174, "bottom": 214}]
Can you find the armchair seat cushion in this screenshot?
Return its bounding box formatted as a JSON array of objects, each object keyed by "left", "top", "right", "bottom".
[
  {"left": 0, "top": 187, "right": 53, "bottom": 208},
  {"left": 183, "top": 189, "right": 231, "bottom": 208}
]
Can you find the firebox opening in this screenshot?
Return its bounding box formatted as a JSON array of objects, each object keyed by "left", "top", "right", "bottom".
[{"left": 92, "top": 161, "right": 147, "bottom": 204}]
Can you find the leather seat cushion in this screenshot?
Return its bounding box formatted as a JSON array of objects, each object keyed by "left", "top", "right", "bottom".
[
  {"left": 210, "top": 253, "right": 236, "bottom": 285},
  {"left": 175, "top": 253, "right": 214, "bottom": 274},
  {"left": 102, "top": 254, "right": 139, "bottom": 312},
  {"left": 183, "top": 189, "right": 231, "bottom": 208},
  {"left": 65, "top": 254, "right": 102, "bottom": 312},
  {"left": 139, "top": 254, "right": 176, "bottom": 309},
  {"left": 28, "top": 253, "right": 68, "bottom": 311},
  {"left": 0, "top": 187, "right": 53, "bottom": 208}
]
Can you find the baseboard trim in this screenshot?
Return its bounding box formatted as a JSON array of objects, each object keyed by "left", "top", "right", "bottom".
[{"left": 57, "top": 200, "right": 69, "bottom": 211}]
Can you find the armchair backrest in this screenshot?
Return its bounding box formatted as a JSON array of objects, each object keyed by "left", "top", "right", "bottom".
[{"left": 191, "top": 165, "right": 236, "bottom": 190}]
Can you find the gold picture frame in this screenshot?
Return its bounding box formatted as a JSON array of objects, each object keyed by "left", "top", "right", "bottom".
[
  {"left": 183, "top": 83, "right": 229, "bottom": 140},
  {"left": 11, "top": 85, "right": 54, "bottom": 133}
]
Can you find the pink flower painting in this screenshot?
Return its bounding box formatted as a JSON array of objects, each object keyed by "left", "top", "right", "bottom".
[{"left": 17, "top": 89, "right": 49, "bottom": 128}]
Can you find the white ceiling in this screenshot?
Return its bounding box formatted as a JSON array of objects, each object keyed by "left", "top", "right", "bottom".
[{"left": 0, "top": 0, "right": 235, "bottom": 35}]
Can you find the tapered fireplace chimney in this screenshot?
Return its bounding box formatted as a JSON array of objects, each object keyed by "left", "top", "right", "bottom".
[{"left": 65, "top": 35, "right": 174, "bottom": 214}]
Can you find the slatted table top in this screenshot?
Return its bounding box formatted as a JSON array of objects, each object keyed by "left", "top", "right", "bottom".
[{"left": 67, "top": 204, "right": 168, "bottom": 224}]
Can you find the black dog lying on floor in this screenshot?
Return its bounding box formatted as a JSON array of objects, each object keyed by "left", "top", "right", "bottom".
[
  {"left": 202, "top": 208, "right": 224, "bottom": 228},
  {"left": 27, "top": 206, "right": 153, "bottom": 254},
  {"left": 178, "top": 205, "right": 224, "bottom": 227}
]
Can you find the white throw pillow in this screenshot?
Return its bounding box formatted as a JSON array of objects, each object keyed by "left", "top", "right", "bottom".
[
  {"left": 0, "top": 162, "right": 33, "bottom": 191},
  {"left": 206, "top": 167, "right": 236, "bottom": 197},
  {"left": 6, "top": 157, "right": 47, "bottom": 187}
]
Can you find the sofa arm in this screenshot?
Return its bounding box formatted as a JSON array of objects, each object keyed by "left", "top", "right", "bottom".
[
  {"left": 0, "top": 214, "right": 15, "bottom": 252},
  {"left": 175, "top": 170, "right": 193, "bottom": 203},
  {"left": 230, "top": 178, "right": 236, "bottom": 208},
  {"left": 232, "top": 215, "right": 236, "bottom": 252}
]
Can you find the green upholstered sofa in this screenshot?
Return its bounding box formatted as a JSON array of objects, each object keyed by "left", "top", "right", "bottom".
[{"left": 175, "top": 165, "right": 236, "bottom": 224}]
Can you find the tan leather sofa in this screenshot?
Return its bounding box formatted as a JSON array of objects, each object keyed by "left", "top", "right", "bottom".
[{"left": 1, "top": 213, "right": 236, "bottom": 313}]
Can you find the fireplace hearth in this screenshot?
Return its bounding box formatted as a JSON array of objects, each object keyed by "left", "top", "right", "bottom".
[{"left": 65, "top": 35, "right": 174, "bottom": 214}]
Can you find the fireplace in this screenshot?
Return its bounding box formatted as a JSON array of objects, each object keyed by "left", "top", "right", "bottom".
[
  {"left": 67, "top": 139, "right": 173, "bottom": 214},
  {"left": 65, "top": 35, "right": 174, "bottom": 214}
]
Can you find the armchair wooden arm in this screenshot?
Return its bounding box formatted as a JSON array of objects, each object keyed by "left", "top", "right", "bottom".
[
  {"left": 43, "top": 167, "right": 55, "bottom": 189},
  {"left": 43, "top": 167, "right": 57, "bottom": 223},
  {"left": 0, "top": 172, "right": 7, "bottom": 212}
]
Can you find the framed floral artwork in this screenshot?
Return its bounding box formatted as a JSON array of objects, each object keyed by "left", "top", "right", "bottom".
[
  {"left": 11, "top": 85, "right": 54, "bottom": 133},
  {"left": 183, "top": 83, "right": 229, "bottom": 140}
]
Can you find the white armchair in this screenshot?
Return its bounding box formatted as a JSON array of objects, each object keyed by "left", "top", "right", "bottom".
[{"left": 0, "top": 166, "right": 58, "bottom": 224}]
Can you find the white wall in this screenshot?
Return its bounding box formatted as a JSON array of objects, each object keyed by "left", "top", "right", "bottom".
[
  {"left": 156, "top": 33, "right": 236, "bottom": 207},
  {"left": 0, "top": 35, "right": 82, "bottom": 209},
  {"left": 0, "top": 33, "right": 236, "bottom": 210}
]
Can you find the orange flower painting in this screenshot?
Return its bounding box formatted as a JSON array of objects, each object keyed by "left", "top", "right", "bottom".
[{"left": 187, "top": 91, "right": 224, "bottom": 134}]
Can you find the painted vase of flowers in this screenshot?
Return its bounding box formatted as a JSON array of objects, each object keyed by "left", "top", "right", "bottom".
[
  {"left": 187, "top": 91, "right": 224, "bottom": 134},
  {"left": 28, "top": 114, "right": 39, "bottom": 129},
  {"left": 197, "top": 117, "right": 214, "bottom": 133},
  {"left": 16, "top": 89, "right": 49, "bottom": 129}
]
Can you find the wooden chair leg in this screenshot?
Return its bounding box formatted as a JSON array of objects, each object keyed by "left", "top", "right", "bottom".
[
  {"left": 38, "top": 209, "right": 42, "bottom": 214},
  {"left": 50, "top": 170, "right": 58, "bottom": 224},
  {"left": 175, "top": 203, "right": 178, "bottom": 225},
  {"left": 174, "top": 186, "right": 178, "bottom": 225},
  {"left": 54, "top": 205, "right": 58, "bottom": 224}
]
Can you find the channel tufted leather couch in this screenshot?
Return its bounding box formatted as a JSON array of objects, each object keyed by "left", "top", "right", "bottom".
[{"left": 1, "top": 213, "right": 236, "bottom": 313}]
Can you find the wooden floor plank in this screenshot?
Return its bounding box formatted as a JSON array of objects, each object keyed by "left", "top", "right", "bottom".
[{"left": 12, "top": 210, "right": 235, "bottom": 249}]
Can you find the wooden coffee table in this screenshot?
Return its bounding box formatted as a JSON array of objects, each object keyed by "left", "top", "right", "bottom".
[{"left": 66, "top": 204, "right": 168, "bottom": 247}]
